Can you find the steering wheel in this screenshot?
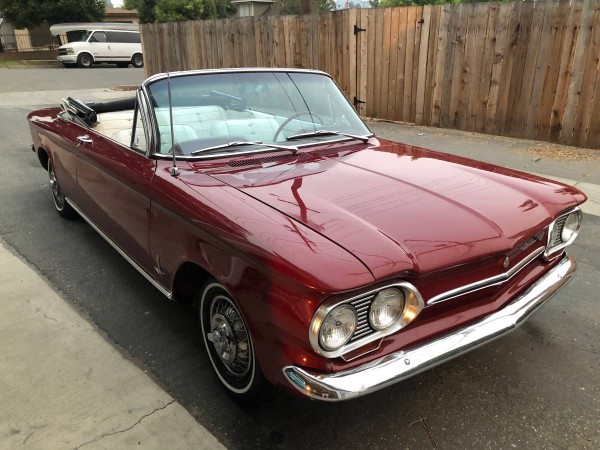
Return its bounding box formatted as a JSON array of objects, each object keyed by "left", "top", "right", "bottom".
[{"left": 273, "top": 111, "right": 325, "bottom": 142}]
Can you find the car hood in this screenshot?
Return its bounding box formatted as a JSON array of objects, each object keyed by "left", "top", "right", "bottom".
[{"left": 193, "top": 141, "right": 584, "bottom": 279}]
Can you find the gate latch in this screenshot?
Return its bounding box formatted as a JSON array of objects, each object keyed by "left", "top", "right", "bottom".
[
  {"left": 353, "top": 97, "right": 365, "bottom": 107},
  {"left": 353, "top": 24, "right": 366, "bottom": 35}
]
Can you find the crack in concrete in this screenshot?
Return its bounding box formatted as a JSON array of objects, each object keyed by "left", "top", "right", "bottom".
[
  {"left": 74, "top": 400, "right": 175, "bottom": 449},
  {"left": 419, "top": 417, "right": 437, "bottom": 448},
  {"left": 400, "top": 416, "right": 437, "bottom": 448}
]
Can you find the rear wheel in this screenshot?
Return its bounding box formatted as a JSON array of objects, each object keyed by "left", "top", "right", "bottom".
[
  {"left": 76, "top": 53, "right": 93, "bottom": 68},
  {"left": 199, "top": 281, "right": 270, "bottom": 404},
  {"left": 48, "top": 161, "right": 77, "bottom": 219},
  {"left": 131, "top": 53, "right": 143, "bottom": 68}
]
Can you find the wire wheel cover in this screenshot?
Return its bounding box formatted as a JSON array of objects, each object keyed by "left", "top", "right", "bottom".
[{"left": 207, "top": 295, "right": 252, "bottom": 378}]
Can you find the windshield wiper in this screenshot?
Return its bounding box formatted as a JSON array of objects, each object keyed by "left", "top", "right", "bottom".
[
  {"left": 191, "top": 141, "right": 298, "bottom": 156},
  {"left": 286, "top": 130, "right": 371, "bottom": 143}
]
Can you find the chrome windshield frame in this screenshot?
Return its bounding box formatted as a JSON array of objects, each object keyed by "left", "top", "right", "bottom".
[{"left": 138, "top": 68, "right": 374, "bottom": 159}]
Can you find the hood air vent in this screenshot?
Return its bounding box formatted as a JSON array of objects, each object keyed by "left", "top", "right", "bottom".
[
  {"left": 228, "top": 152, "right": 312, "bottom": 167},
  {"left": 227, "top": 142, "right": 368, "bottom": 167}
]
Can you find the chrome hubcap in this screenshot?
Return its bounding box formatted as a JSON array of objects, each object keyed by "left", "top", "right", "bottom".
[
  {"left": 206, "top": 295, "right": 251, "bottom": 377},
  {"left": 210, "top": 314, "right": 236, "bottom": 363}
]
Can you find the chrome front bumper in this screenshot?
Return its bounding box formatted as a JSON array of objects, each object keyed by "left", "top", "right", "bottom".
[
  {"left": 57, "top": 55, "right": 77, "bottom": 63},
  {"left": 284, "top": 253, "right": 577, "bottom": 401}
]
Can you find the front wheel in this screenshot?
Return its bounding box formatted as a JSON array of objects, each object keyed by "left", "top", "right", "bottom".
[
  {"left": 199, "top": 281, "right": 269, "bottom": 403},
  {"left": 131, "top": 53, "right": 143, "bottom": 68},
  {"left": 48, "top": 160, "right": 77, "bottom": 219},
  {"left": 76, "top": 53, "right": 93, "bottom": 68}
]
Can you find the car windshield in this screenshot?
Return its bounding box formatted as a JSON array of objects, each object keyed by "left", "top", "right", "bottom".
[{"left": 145, "top": 71, "right": 371, "bottom": 156}]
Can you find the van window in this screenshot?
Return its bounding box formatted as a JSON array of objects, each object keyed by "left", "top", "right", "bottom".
[
  {"left": 89, "top": 31, "right": 107, "bottom": 43},
  {"left": 68, "top": 30, "right": 89, "bottom": 42},
  {"left": 105, "top": 31, "right": 141, "bottom": 44}
]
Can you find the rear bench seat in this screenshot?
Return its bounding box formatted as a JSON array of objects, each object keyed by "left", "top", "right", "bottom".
[
  {"left": 93, "top": 110, "right": 197, "bottom": 150},
  {"left": 93, "top": 111, "right": 135, "bottom": 142}
]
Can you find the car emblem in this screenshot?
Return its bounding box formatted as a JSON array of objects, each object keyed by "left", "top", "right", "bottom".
[{"left": 503, "top": 257, "right": 510, "bottom": 268}]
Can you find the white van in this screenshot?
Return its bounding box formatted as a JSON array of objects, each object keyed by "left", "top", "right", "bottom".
[{"left": 57, "top": 29, "right": 143, "bottom": 68}]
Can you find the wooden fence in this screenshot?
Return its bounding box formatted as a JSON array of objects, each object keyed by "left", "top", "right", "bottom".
[{"left": 141, "top": 0, "right": 600, "bottom": 149}]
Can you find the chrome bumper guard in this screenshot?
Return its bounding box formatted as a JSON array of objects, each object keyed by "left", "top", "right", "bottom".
[{"left": 284, "top": 253, "right": 577, "bottom": 401}]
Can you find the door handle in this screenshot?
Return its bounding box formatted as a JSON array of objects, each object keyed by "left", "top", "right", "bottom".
[{"left": 77, "top": 135, "right": 93, "bottom": 147}]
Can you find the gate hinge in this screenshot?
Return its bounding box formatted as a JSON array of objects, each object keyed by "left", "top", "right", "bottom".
[
  {"left": 353, "top": 96, "right": 365, "bottom": 107},
  {"left": 353, "top": 24, "right": 366, "bottom": 35}
]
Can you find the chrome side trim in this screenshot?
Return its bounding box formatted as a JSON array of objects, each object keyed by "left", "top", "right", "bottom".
[
  {"left": 284, "top": 253, "right": 577, "bottom": 401},
  {"left": 66, "top": 198, "right": 173, "bottom": 300},
  {"left": 427, "top": 246, "right": 545, "bottom": 306}
]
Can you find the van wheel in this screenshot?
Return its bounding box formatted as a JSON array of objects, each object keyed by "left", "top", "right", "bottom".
[
  {"left": 117, "top": 62, "right": 129, "bottom": 68},
  {"left": 77, "top": 53, "right": 93, "bottom": 68},
  {"left": 131, "top": 53, "right": 143, "bottom": 68}
]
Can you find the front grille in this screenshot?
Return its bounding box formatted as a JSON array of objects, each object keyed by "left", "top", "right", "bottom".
[
  {"left": 349, "top": 294, "right": 376, "bottom": 342},
  {"left": 58, "top": 48, "right": 67, "bottom": 56}
]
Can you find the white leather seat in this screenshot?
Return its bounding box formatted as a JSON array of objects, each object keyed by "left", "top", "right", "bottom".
[
  {"left": 93, "top": 111, "right": 135, "bottom": 139},
  {"left": 112, "top": 124, "right": 197, "bottom": 152},
  {"left": 155, "top": 106, "right": 229, "bottom": 137},
  {"left": 157, "top": 124, "right": 198, "bottom": 152},
  {"left": 112, "top": 128, "right": 143, "bottom": 147},
  {"left": 210, "top": 118, "right": 279, "bottom": 142}
]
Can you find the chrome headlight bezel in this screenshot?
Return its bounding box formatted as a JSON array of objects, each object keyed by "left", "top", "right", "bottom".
[
  {"left": 309, "top": 282, "right": 424, "bottom": 358},
  {"left": 544, "top": 207, "right": 582, "bottom": 259}
]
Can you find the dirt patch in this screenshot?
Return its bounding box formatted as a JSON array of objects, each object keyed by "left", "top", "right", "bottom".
[
  {"left": 110, "top": 85, "right": 138, "bottom": 91},
  {"left": 524, "top": 144, "right": 598, "bottom": 161}
]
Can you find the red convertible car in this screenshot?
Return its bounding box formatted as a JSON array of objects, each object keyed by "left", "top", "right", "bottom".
[{"left": 28, "top": 69, "right": 586, "bottom": 402}]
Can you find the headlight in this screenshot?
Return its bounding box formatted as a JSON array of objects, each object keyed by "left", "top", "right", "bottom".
[
  {"left": 369, "top": 288, "right": 404, "bottom": 330},
  {"left": 561, "top": 211, "right": 581, "bottom": 243},
  {"left": 65, "top": 47, "right": 74, "bottom": 55},
  {"left": 318, "top": 305, "right": 357, "bottom": 351},
  {"left": 310, "top": 282, "right": 424, "bottom": 358}
]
